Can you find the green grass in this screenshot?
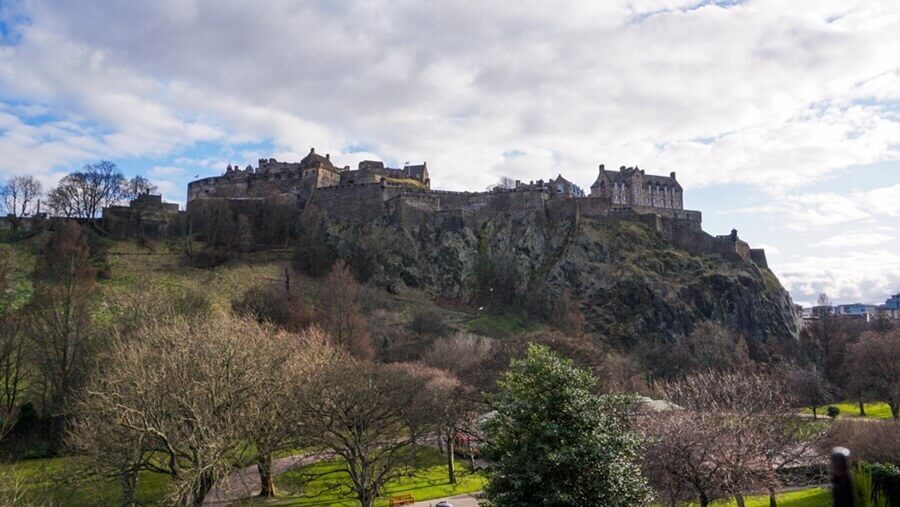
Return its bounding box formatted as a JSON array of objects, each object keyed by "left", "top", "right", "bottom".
[
  {"left": 99, "top": 239, "right": 292, "bottom": 314},
  {"left": 466, "top": 309, "right": 542, "bottom": 338},
  {"left": 249, "top": 448, "right": 486, "bottom": 506},
  {"left": 680, "top": 488, "right": 829, "bottom": 507},
  {"left": 0, "top": 456, "right": 170, "bottom": 505},
  {"left": 0, "top": 243, "right": 35, "bottom": 310},
  {"left": 801, "top": 401, "right": 894, "bottom": 419}
]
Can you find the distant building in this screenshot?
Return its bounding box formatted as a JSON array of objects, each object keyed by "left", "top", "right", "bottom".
[
  {"left": 834, "top": 303, "right": 880, "bottom": 319},
  {"left": 886, "top": 293, "right": 900, "bottom": 310},
  {"left": 102, "top": 193, "right": 183, "bottom": 238},
  {"left": 590, "top": 165, "right": 683, "bottom": 210}
]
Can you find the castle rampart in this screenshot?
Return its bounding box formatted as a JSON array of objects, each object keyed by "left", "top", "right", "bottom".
[{"left": 185, "top": 153, "right": 767, "bottom": 269}]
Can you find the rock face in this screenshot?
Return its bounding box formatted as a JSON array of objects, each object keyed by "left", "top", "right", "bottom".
[{"left": 322, "top": 207, "right": 798, "bottom": 345}]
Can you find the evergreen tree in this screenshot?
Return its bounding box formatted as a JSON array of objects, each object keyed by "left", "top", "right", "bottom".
[{"left": 482, "top": 344, "right": 649, "bottom": 506}]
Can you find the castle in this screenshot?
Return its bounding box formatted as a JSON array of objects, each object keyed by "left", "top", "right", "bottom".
[
  {"left": 187, "top": 148, "right": 430, "bottom": 202},
  {"left": 185, "top": 149, "right": 768, "bottom": 268}
]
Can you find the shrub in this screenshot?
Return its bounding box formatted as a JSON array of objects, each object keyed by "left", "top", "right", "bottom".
[
  {"left": 826, "top": 420, "right": 900, "bottom": 467},
  {"left": 231, "top": 285, "right": 292, "bottom": 326},
  {"left": 855, "top": 463, "right": 892, "bottom": 507},
  {"left": 173, "top": 288, "right": 213, "bottom": 319},
  {"left": 189, "top": 248, "right": 232, "bottom": 269},
  {"left": 409, "top": 307, "right": 450, "bottom": 336},
  {"left": 828, "top": 406, "right": 841, "bottom": 419},
  {"left": 292, "top": 240, "right": 334, "bottom": 277},
  {"left": 864, "top": 462, "right": 900, "bottom": 507},
  {"left": 421, "top": 333, "right": 493, "bottom": 374}
]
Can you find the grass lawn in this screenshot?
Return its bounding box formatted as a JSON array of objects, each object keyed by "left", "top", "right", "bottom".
[
  {"left": 249, "top": 448, "right": 486, "bottom": 506},
  {"left": 801, "top": 401, "right": 894, "bottom": 419},
  {"left": 681, "top": 488, "right": 829, "bottom": 507},
  {"left": 465, "top": 309, "right": 542, "bottom": 338},
  {"left": 0, "top": 456, "right": 170, "bottom": 505}
]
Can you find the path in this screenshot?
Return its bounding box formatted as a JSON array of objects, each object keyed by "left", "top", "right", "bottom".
[
  {"left": 202, "top": 452, "right": 329, "bottom": 505},
  {"left": 410, "top": 492, "right": 480, "bottom": 507}
]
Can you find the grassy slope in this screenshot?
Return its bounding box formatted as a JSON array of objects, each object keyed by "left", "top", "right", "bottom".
[
  {"left": 0, "top": 243, "right": 35, "bottom": 310},
  {"left": 690, "top": 488, "right": 830, "bottom": 507},
  {"left": 0, "top": 457, "right": 169, "bottom": 506},
  {"left": 800, "top": 401, "right": 894, "bottom": 419},
  {"left": 247, "top": 448, "right": 486, "bottom": 506}
]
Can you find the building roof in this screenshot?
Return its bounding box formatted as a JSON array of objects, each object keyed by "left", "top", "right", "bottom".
[{"left": 299, "top": 147, "right": 335, "bottom": 170}]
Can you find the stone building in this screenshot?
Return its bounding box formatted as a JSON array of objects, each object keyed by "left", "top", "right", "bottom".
[
  {"left": 186, "top": 147, "right": 429, "bottom": 203},
  {"left": 102, "top": 194, "right": 182, "bottom": 238},
  {"left": 339, "top": 160, "right": 430, "bottom": 188},
  {"left": 513, "top": 175, "right": 584, "bottom": 198},
  {"left": 590, "top": 165, "right": 683, "bottom": 210}
]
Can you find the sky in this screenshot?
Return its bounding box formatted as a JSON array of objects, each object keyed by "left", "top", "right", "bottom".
[{"left": 0, "top": 0, "right": 898, "bottom": 307}]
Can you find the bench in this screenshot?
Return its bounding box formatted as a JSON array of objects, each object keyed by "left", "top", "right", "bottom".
[{"left": 389, "top": 494, "right": 415, "bottom": 506}]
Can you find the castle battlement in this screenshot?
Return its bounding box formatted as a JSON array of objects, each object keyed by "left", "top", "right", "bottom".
[{"left": 184, "top": 151, "right": 768, "bottom": 268}]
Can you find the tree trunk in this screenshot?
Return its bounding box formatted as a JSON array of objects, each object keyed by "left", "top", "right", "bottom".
[
  {"left": 858, "top": 398, "right": 866, "bottom": 417},
  {"left": 735, "top": 493, "right": 746, "bottom": 507},
  {"left": 891, "top": 402, "right": 899, "bottom": 420},
  {"left": 447, "top": 434, "right": 456, "bottom": 484},
  {"left": 118, "top": 470, "right": 137, "bottom": 507},
  {"left": 811, "top": 406, "right": 817, "bottom": 420},
  {"left": 769, "top": 487, "right": 777, "bottom": 507},
  {"left": 359, "top": 491, "right": 375, "bottom": 507},
  {"left": 258, "top": 452, "right": 275, "bottom": 497},
  {"left": 700, "top": 492, "right": 710, "bottom": 507},
  {"left": 190, "top": 469, "right": 215, "bottom": 507}
]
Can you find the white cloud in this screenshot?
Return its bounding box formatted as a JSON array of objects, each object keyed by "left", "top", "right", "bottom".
[
  {"left": 777, "top": 250, "right": 900, "bottom": 305},
  {"left": 0, "top": 0, "right": 897, "bottom": 192},
  {"left": 817, "top": 232, "right": 894, "bottom": 248}
]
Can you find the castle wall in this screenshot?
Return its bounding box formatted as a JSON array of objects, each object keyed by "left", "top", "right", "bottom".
[
  {"left": 312, "top": 183, "right": 395, "bottom": 223},
  {"left": 749, "top": 248, "right": 769, "bottom": 268}
]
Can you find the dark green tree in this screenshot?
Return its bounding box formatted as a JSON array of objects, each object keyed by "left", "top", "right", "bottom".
[{"left": 481, "top": 344, "right": 649, "bottom": 506}]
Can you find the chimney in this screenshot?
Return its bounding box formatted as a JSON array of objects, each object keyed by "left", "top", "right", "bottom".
[
  {"left": 619, "top": 165, "right": 626, "bottom": 171},
  {"left": 310, "top": 147, "right": 315, "bottom": 154},
  {"left": 599, "top": 164, "right": 605, "bottom": 171},
  {"left": 326, "top": 153, "right": 330, "bottom": 160},
  {"left": 670, "top": 171, "right": 677, "bottom": 179}
]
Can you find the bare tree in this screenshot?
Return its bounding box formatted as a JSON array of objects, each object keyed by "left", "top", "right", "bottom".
[
  {"left": 69, "top": 315, "right": 284, "bottom": 506},
  {"left": 48, "top": 161, "right": 126, "bottom": 218},
  {"left": 644, "top": 371, "right": 813, "bottom": 507},
  {"left": 297, "top": 360, "right": 430, "bottom": 507},
  {"left": 247, "top": 325, "right": 335, "bottom": 497},
  {"left": 641, "top": 409, "right": 728, "bottom": 507},
  {"left": 1, "top": 175, "right": 43, "bottom": 218},
  {"left": 0, "top": 252, "right": 29, "bottom": 441},
  {"left": 26, "top": 221, "right": 98, "bottom": 446},
  {"left": 45, "top": 184, "right": 79, "bottom": 218},
  {"left": 121, "top": 176, "right": 159, "bottom": 239},
  {"left": 783, "top": 364, "right": 833, "bottom": 420},
  {"left": 487, "top": 176, "right": 517, "bottom": 191},
  {"left": 420, "top": 333, "right": 493, "bottom": 375},
  {"left": 848, "top": 329, "right": 900, "bottom": 419},
  {"left": 407, "top": 363, "right": 481, "bottom": 484},
  {"left": 321, "top": 260, "right": 373, "bottom": 359},
  {"left": 800, "top": 293, "right": 849, "bottom": 389}
]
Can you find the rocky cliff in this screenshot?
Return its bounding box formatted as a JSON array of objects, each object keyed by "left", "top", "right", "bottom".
[{"left": 320, "top": 207, "right": 798, "bottom": 345}]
